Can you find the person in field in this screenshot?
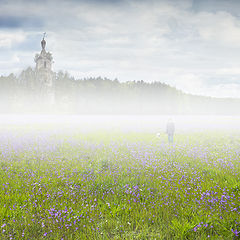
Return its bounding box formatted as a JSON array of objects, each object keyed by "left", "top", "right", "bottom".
[{"left": 166, "top": 119, "right": 175, "bottom": 144}]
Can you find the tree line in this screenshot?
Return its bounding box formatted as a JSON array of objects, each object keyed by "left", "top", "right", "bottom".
[{"left": 0, "top": 67, "right": 239, "bottom": 114}]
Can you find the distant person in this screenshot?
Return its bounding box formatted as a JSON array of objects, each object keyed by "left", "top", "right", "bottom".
[{"left": 166, "top": 119, "right": 175, "bottom": 144}]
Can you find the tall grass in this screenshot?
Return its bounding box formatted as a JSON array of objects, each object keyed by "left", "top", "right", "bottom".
[{"left": 0, "top": 129, "right": 239, "bottom": 239}]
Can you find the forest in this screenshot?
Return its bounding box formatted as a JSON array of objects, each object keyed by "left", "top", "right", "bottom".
[{"left": 0, "top": 67, "right": 239, "bottom": 114}]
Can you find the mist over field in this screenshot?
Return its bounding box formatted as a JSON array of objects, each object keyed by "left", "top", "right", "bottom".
[
  {"left": 0, "top": 114, "right": 240, "bottom": 239},
  {"left": 0, "top": 114, "right": 240, "bottom": 133}
]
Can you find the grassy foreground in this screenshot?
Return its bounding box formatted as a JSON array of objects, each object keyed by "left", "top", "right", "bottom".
[{"left": 0, "top": 129, "right": 240, "bottom": 239}]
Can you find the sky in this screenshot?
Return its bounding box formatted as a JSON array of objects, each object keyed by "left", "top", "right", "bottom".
[{"left": 1, "top": 0, "right": 240, "bottom": 98}]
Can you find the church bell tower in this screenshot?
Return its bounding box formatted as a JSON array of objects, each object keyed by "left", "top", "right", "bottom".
[{"left": 34, "top": 33, "right": 55, "bottom": 105}]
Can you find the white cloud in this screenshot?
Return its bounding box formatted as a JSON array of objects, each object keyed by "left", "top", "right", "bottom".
[
  {"left": 0, "top": 0, "right": 240, "bottom": 98},
  {"left": 196, "top": 11, "right": 240, "bottom": 47},
  {"left": 216, "top": 67, "right": 240, "bottom": 75},
  {"left": 0, "top": 31, "right": 26, "bottom": 48},
  {"left": 203, "top": 83, "right": 240, "bottom": 98}
]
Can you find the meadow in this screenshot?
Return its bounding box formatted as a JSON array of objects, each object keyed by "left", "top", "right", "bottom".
[{"left": 0, "top": 126, "right": 240, "bottom": 239}]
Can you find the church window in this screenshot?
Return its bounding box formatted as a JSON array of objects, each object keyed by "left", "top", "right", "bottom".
[{"left": 44, "top": 61, "right": 47, "bottom": 68}]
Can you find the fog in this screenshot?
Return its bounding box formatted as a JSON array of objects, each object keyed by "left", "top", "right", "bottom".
[{"left": 0, "top": 114, "right": 239, "bottom": 133}]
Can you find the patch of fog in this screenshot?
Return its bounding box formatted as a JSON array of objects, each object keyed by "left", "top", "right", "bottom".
[{"left": 0, "top": 114, "right": 239, "bottom": 133}]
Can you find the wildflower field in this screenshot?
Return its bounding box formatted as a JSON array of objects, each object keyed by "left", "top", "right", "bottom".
[{"left": 0, "top": 127, "right": 240, "bottom": 239}]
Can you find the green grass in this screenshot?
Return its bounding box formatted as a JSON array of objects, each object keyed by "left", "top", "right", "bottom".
[{"left": 0, "top": 129, "right": 239, "bottom": 239}]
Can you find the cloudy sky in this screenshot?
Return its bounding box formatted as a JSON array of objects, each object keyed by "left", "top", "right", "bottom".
[{"left": 1, "top": 0, "right": 240, "bottom": 98}]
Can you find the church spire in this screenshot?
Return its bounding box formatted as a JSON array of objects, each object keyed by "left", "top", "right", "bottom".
[
  {"left": 41, "top": 32, "right": 46, "bottom": 51},
  {"left": 35, "top": 32, "right": 53, "bottom": 70}
]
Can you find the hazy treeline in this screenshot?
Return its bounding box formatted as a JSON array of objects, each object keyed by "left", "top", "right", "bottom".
[{"left": 0, "top": 67, "right": 239, "bottom": 114}]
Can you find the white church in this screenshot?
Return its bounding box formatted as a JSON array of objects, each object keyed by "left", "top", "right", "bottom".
[{"left": 34, "top": 34, "right": 55, "bottom": 105}]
